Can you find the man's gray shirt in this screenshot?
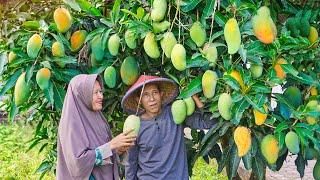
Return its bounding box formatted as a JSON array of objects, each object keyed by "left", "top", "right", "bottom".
[{"left": 125, "top": 104, "right": 217, "bottom": 180}]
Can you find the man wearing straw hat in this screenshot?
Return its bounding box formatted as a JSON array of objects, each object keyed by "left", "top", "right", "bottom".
[{"left": 121, "top": 75, "right": 217, "bottom": 180}]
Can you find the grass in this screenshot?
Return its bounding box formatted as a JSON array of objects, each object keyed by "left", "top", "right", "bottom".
[
  {"left": 0, "top": 122, "right": 54, "bottom": 179},
  {"left": 0, "top": 123, "right": 227, "bottom": 179}
]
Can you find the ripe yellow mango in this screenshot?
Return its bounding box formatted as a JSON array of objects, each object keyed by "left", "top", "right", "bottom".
[
  {"left": 253, "top": 104, "right": 268, "bottom": 125},
  {"left": 71, "top": 30, "right": 87, "bottom": 52},
  {"left": 252, "top": 6, "right": 277, "bottom": 44},
  {"left": 224, "top": 18, "right": 241, "bottom": 54},
  {"left": 52, "top": 41, "right": 65, "bottom": 57},
  {"left": 234, "top": 126, "right": 251, "bottom": 157},
  {"left": 36, "top": 68, "right": 51, "bottom": 90},
  {"left": 261, "top": 134, "right": 279, "bottom": 164},
  {"left": 27, "top": 34, "right": 42, "bottom": 59},
  {"left": 54, "top": 8, "right": 72, "bottom": 33}
]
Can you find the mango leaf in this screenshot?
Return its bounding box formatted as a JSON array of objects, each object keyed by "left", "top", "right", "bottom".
[
  {"left": 22, "top": 21, "right": 40, "bottom": 30},
  {"left": 76, "top": 0, "right": 102, "bottom": 16},
  {"left": 52, "top": 82, "right": 66, "bottom": 110},
  {"left": 294, "top": 153, "right": 305, "bottom": 178},
  {"left": 101, "top": 28, "right": 112, "bottom": 51},
  {"left": 228, "top": 144, "right": 241, "bottom": 179},
  {"left": 111, "top": 0, "right": 121, "bottom": 23},
  {"left": 0, "top": 69, "right": 23, "bottom": 97},
  {"left": 208, "top": 143, "right": 222, "bottom": 162},
  {"left": 63, "top": 0, "right": 81, "bottom": 11},
  {"left": 201, "top": 0, "right": 215, "bottom": 24},
  {"left": 201, "top": 120, "right": 224, "bottom": 145},
  {"left": 275, "top": 150, "right": 288, "bottom": 171},
  {"left": 231, "top": 98, "right": 250, "bottom": 125},
  {"left": 181, "top": 0, "right": 203, "bottom": 12},
  {"left": 244, "top": 95, "right": 265, "bottom": 113},
  {"left": 218, "top": 143, "right": 232, "bottom": 173},
  {"left": 274, "top": 122, "right": 289, "bottom": 134},
  {"left": 219, "top": 122, "right": 232, "bottom": 136},
  {"left": 252, "top": 155, "right": 266, "bottom": 180},
  {"left": 289, "top": 72, "right": 319, "bottom": 86},
  {"left": 178, "top": 76, "right": 202, "bottom": 99},
  {"left": 186, "top": 56, "right": 210, "bottom": 68},
  {"left": 250, "top": 82, "right": 271, "bottom": 93},
  {"left": 84, "top": 28, "right": 105, "bottom": 43},
  {"left": 199, "top": 133, "right": 220, "bottom": 156},
  {"left": 121, "top": 9, "right": 139, "bottom": 19},
  {"left": 8, "top": 97, "right": 18, "bottom": 123},
  {"left": 25, "top": 65, "right": 34, "bottom": 83},
  {"left": 281, "top": 64, "right": 299, "bottom": 76},
  {"left": 44, "top": 81, "right": 54, "bottom": 105},
  {"left": 214, "top": 12, "right": 227, "bottom": 27},
  {"left": 242, "top": 150, "right": 252, "bottom": 170}
]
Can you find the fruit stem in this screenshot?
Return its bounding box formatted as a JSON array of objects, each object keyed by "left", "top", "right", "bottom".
[
  {"left": 169, "top": 1, "right": 180, "bottom": 32},
  {"left": 209, "top": 0, "right": 219, "bottom": 43},
  {"left": 264, "top": 123, "right": 276, "bottom": 129}
]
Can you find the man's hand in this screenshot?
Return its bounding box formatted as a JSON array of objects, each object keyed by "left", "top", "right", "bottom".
[
  {"left": 192, "top": 94, "right": 204, "bottom": 108},
  {"left": 109, "top": 129, "right": 136, "bottom": 151}
]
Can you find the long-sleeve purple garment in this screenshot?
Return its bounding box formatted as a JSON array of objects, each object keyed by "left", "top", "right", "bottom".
[{"left": 125, "top": 104, "right": 217, "bottom": 180}]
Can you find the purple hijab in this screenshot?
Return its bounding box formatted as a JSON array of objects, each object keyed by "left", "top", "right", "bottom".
[{"left": 56, "top": 74, "right": 119, "bottom": 180}]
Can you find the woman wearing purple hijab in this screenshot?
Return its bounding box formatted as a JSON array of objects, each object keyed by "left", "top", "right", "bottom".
[{"left": 56, "top": 74, "right": 136, "bottom": 180}]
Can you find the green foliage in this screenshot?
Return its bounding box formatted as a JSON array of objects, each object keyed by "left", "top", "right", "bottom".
[{"left": 0, "top": 0, "right": 320, "bottom": 179}]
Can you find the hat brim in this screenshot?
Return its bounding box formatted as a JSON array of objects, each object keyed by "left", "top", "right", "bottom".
[{"left": 121, "top": 78, "right": 179, "bottom": 114}]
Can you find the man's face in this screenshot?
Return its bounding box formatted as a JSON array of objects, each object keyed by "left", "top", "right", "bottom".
[{"left": 139, "top": 83, "right": 163, "bottom": 116}]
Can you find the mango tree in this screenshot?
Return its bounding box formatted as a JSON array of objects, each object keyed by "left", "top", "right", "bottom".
[{"left": 0, "top": 0, "right": 319, "bottom": 179}]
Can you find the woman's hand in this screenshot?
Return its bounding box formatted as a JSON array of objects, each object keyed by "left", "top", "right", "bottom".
[
  {"left": 109, "top": 129, "right": 136, "bottom": 151},
  {"left": 116, "top": 146, "right": 130, "bottom": 155}
]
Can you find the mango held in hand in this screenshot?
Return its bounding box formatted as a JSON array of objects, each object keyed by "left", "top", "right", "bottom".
[
  {"left": 171, "top": 100, "right": 187, "bottom": 124},
  {"left": 202, "top": 70, "right": 218, "bottom": 99},
  {"left": 190, "top": 21, "right": 206, "bottom": 47},
  {"left": 218, "top": 93, "right": 232, "bottom": 120},
  {"left": 143, "top": 32, "right": 160, "bottom": 59},
  {"left": 171, "top": 44, "right": 186, "bottom": 71},
  {"left": 261, "top": 134, "right": 279, "bottom": 164},
  {"left": 253, "top": 104, "right": 268, "bottom": 125},
  {"left": 285, "top": 131, "right": 300, "bottom": 154},
  {"left": 252, "top": 6, "right": 277, "bottom": 44},
  {"left": 151, "top": 0, "right": 167, "bottom": 22},
  {"left": 108, "top": 33, "right": 120, "bottom": 56},
  {"left": 224, "top": 18, "right": 241, "bottom": 54},
  {"left": 104, "top": 66, "right": 117, "bottom": 88},
  {"left": 54, "top": 8, "right": 72, "bottom": 33},
  {"left": 71, "top": 30, "right": 87, "bottom": 52},
  {"left": 160, "top": 32, "right": 177, "bottom": 58},
  {"left": 123, "top": 115, "right": 141, "bottom": 136},
  {"left": 125, "top": 29, "right": 137, "bottom": 49},
  {"left": 14, "top": 72, "right": 31, "bottom": 106},
  {"left": 120, "top": 56, "right": 139, "bottom": 85},
  {"left": 27, "top": 34, "right": 42, "bottom": 58},
  {"left": 52, "top": 41, "right": 65, "bottom": 57},
  {"left": 184, "top": 97, "right": 195, "bottom": 116},
  {"left": 234, "top": 126, "right": 251, "bottom": 157},
  {"left": 36, "top": 68, "right": 51, "bottom": 90}
]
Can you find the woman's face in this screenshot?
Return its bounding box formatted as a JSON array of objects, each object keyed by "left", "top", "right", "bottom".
[{"left": 92, "top": 81, "right": 103, "bottom": 111}]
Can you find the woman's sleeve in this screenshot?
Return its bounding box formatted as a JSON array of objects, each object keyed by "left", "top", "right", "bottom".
[{"left": 94, "top": 142, "right": 113, "bottom": 166}]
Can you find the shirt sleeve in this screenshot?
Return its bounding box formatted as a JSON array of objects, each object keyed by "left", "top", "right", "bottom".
[
  {"left": 94, "top": 143, "right": 113, "bottom": 166},
  {"left": 184, "top": 109, "right": 217, "bottom": 129},
  {"left": 125, "top": 143, "right": 139, "bottom": 180}
]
